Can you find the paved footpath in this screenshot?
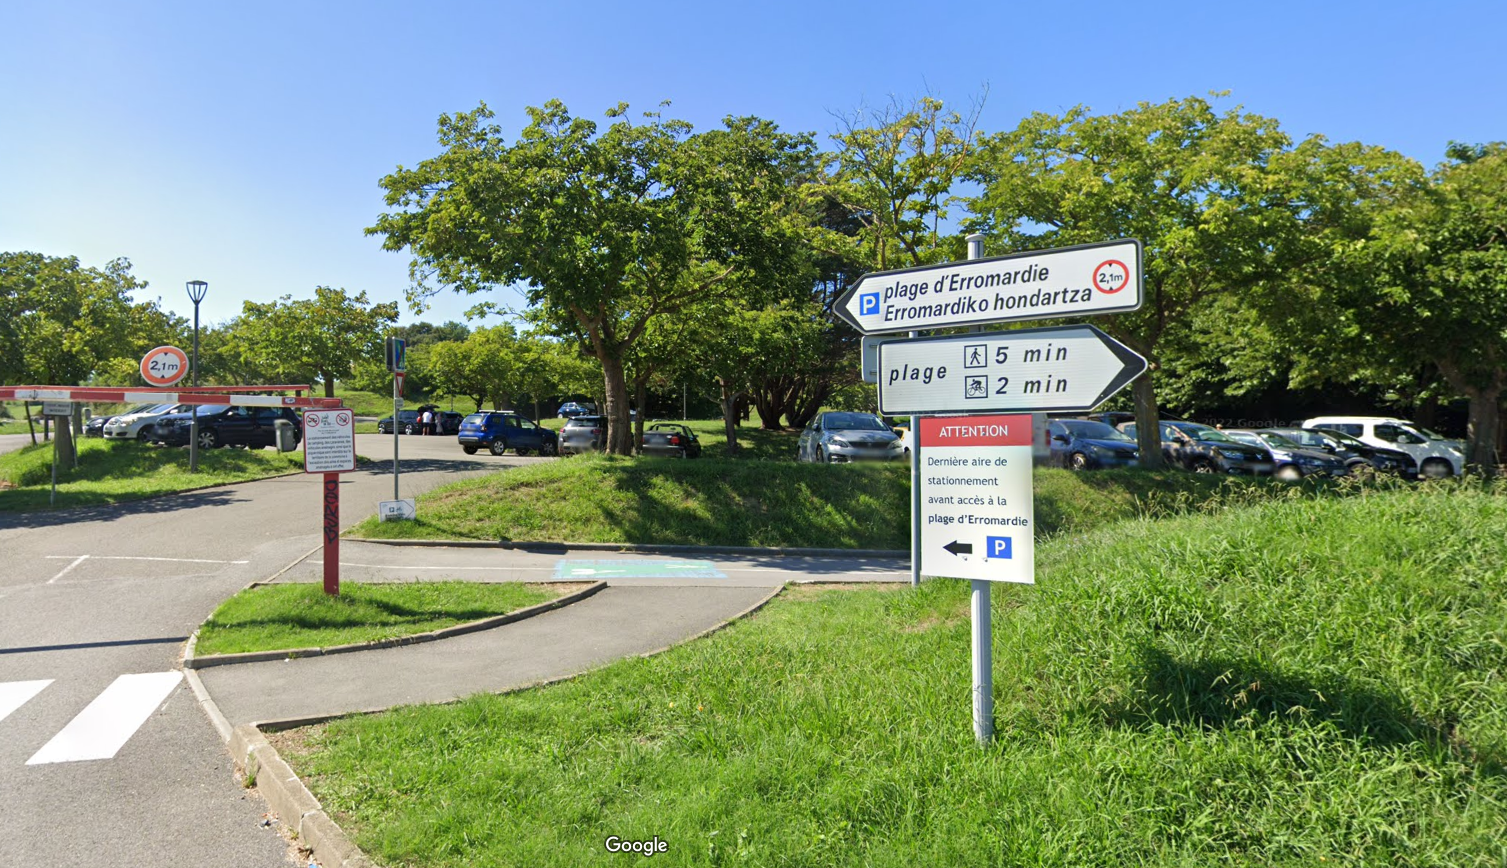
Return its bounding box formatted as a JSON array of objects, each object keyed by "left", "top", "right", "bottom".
[
  {"left": 199, "top": 540, "right": 906, "bottom": 726},
  {"left": 0, "top": 449, "right": 907, "bottom": 867}
]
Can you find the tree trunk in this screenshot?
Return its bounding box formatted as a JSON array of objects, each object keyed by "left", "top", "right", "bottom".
[
  {"left": 719, "top": 380, "right": 741, "bottom": 455},
  {"left": 634, "top": 379, "right": 649, "bottom": 451},
  {"left": 1464, "top": 386, "right": 1503, "bottom": 477},
  {"left": 599, "top": 354, "right": 633, "bottom": 455},
  {"left": 322, "top": 374, "right": 336, "bottom": 399},
  {"left": 1132, "top": 372, "right": 1164, "bottom": 470}
]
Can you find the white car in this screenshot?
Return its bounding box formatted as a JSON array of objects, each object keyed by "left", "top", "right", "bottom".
[
  {"left": 1301, "top": 416, "right": 1465, "bottom": 479},
  {"left": 102, "top": 403, "right": 187, "bottom": 441}
]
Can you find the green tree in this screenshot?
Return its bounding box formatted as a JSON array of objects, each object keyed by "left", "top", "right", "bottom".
[
  {"left": 234, "top": 287, "right": 398, "bottom": 397},
  {"left": 826, "top": 93, "right": 985, "bottom": 271},
  {"left": 0, "top": 252, "right": 148, "bottom": 452},
  {"left": 369, "top": 101, "right": 818, "bottom": 454},
  {"left": 964, "top": 94, "right": 1307, "bottom": 466}
]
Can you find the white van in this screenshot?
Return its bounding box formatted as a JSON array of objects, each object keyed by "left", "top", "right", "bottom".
[{"left": 1301, "top": 416, "right": 1465, "bottom": 478}]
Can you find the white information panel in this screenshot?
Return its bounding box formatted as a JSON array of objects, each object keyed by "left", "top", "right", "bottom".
[
  {"left": 918, "top": 414, "right": 1034, "bottom": 584},
  {"left": 303, "top": 409, "right": 355, "bottom": 474}
]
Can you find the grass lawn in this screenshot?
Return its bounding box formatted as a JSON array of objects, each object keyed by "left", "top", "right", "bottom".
[
  {"left": 282, "top": 482, "right": 1507, "bottom": 867},
  {"left": 349, "top": 454, "right": 1323, "bottom": 549},
  {"left": 0, "top": 438, "right": 305, "bottom": 511},
  {"left": 194, "top": 581, "right": 563, "bottom": 656}
]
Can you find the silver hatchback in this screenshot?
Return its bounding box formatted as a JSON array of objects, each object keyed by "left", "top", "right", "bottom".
[
  {"left": 559, "top": 415, "right": 606, "bottom": 456},
  {"left": 797, "top": 412, "right": 904, "bottom": 463}
]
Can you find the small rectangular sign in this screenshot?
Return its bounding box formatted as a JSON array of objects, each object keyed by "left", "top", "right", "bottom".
[
  {"left": 918, "top": 414, "right": 1035, "bottom": 584},
  {"left": 42, "top": 401, "right": 72, "bottom": 416},
  {"left": 378, "top": 499, "right": 416, "bottom": 521},
  {"left": 303, "top": 408, "right": 356, "bottom": 474}
]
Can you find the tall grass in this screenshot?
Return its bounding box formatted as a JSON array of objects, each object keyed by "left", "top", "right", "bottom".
[{"left": 289, "top": 483, "right": 1507, "bottom": 866}]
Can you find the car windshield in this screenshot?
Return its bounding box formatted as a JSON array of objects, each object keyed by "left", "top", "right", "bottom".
[
  {"left": 463, "top": 414, "right": 487, "bottom": 424},
  {"left": 1175, "top": 424, "right": 1237, "bottom": 444},
  {"left": 1255, "top": 432, "right": 1304, "bottom": 450},
  {"left": 195, "top": 404, "right": 230, "bottom": 416},
  {"left": 1223, "top": 431, "right": 1265, "bottom": 448},
  {"left": 825, "top": 413, "right": 887, "bottom": 431},
  {"left": 1412, "top": 426, "right": 1452, "bottom": 441},
  {"left": 1062, "top": 420, "right": 1133, "bottom": 442},
  {"left": 140, "top": 403, "right": 174, "bottom": 415},
  {"left": 1316, "top": 429, "right": 1366, "bottom": 449}
]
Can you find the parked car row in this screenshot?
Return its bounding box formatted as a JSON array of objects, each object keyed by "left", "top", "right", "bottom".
[
  {"left": 146, "top": 405, "right": 302, "bottom": 449},
  {"left": 1052, "top": 413, "right": 1452, "bottom": 480}
]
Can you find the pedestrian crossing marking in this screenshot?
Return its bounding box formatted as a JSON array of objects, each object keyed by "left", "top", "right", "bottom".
[
  {"left": 0, "top": 679, "right": 53, "bottom": 724},
  {"left": 25, "top": 672, "right": 182, "bottom": 765}
]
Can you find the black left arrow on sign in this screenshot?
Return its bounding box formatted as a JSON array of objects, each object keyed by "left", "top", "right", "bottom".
[{"left": 944, "top": 541, "right": 972, "bottom": 557}]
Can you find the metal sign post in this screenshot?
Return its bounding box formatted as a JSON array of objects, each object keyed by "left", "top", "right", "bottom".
[{"left": 303, "top": 409, "right": 356, "bottom": 595}]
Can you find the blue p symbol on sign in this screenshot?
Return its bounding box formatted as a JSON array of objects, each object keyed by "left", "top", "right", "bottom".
[
  {"left": 986, "top": 536, "right": 1012, "bottom": 559},
  {"left": 859, "top": 292, "right": 879, "bottom": 316}
]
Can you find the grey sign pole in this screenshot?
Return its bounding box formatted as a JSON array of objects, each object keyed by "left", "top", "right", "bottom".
[
  {"left": 963, "top": 233, "right": 994, "bottom": 744},
  {"left": 909, "top": 330, "right": 921, "bottom": 589},
  {"left": 393, "top": 375, "right": 400, "bottom": 502}
]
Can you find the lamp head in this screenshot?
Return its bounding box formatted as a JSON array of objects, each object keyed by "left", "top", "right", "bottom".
[{"left": 186, "top": 280, "right": 209, "bottom": 304}]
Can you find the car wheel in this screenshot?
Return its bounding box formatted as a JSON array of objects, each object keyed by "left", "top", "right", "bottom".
[
  {"left": 1347, "top": 460, "right": 1375, "bottom": 478},
  {"left": 1069, "top": 452, "right": 1090, "bottom": 471},
  {"left": 136, "top": 429, "right": 151, "bottom": 441},
  {"left": 1275, "top": 464, "right": 1303, "bottom": 481},
  {"left": 541, "top": 441, "right": 557, "bottom": 457},
  {"left": 489, "top": 440, "right": 508, "bottom": 456},
  {"left": 198, "top": 429, "right": 219, "bottom": 450},
  {"left": 1192, "top": 458, "right": 1216, "bottom": 473},
  {"left": 403, "top": 423, "right": 416, "bottom": 435},
  {"left": 1421, "top": 458, "right": 1452, "bottom": 479},
  {"left": 462, "top": 445, "right": 478, "bottom": 455}
]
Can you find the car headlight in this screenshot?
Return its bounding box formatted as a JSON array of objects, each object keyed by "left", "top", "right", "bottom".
[
  {"left": 830, "top": 437, "right": 850, "bottom": 448},
  {"left": 1212, "top": 448, "right": 1226, "bottom": 458}
]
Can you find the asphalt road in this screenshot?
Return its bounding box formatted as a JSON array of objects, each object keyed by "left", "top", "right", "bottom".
[
  {"left": 0, "top": 434, "right": 907, "bottom": 866},
  {"left": 0, "top": 437, "right": 507, "bottom": 868}
]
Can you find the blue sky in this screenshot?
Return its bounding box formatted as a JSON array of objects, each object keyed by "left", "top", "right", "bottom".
[{"left": 2, "top": 0, "right": 1502, "bottom": 330}]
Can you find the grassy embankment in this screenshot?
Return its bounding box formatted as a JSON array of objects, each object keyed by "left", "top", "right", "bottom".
[
  {"left": 193, "top": 582, "right": 562, "bottom": 655},
  {"left": 350, "top": 451, "right": 1327, "bottom": 549},
  {"left": 0, "top": 437, "right": 304, "bottom": 512},
  {"left": 285, "top": 481, "right": 1507, "bottom": 866}
]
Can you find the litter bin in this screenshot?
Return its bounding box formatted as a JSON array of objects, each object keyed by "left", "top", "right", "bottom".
[{"left": 274, "top": 419, "right": 298, "bottom": 452}]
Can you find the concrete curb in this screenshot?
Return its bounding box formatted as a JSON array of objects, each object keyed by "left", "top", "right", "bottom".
[
  {"left": 200, "top": 583, "right": 790, "bottom": 868},
  {"left": 184, "top": 580, "right": 606, "bottom": 669},
  {"left": 351, "top": 537, "right": 909, "bottom": 559}
]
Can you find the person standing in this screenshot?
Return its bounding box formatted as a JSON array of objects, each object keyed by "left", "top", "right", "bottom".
[{"left": 421, "top": 408, "right": 434, "bottom": 435}]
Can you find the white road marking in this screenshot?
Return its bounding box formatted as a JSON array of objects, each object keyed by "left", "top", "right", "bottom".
[
  {"left": 44, "top": 556, "right": 249, "bottom": 565},
  {"left": 46, "top": 555, "right": 88, "bottom": 584},
  {"left": 0, "top": 680, "right": 53, "bottom": 723},
  {"left": 26, "top": 672, "right": 183, "bottom": 765}
]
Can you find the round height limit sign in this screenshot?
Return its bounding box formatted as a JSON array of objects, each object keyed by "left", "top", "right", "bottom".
[{"left": 303, "top": 409, "right": 355, "bottom": 474}]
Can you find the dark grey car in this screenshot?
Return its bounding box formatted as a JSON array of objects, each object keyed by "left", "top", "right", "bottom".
[{"left": 559, "top": 415, "right": 606, "bottom": 456}]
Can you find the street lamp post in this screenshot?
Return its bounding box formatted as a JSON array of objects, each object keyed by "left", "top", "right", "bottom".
[{"left": 186, "top": 280, "right": 208, "bottom": 472}]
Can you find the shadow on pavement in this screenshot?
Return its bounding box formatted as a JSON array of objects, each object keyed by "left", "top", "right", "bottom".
[{"left": 0, "top": 488, "right": 247, "bottom": 530}]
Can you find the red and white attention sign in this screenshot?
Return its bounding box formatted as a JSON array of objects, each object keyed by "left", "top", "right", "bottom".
[
  {"left": 918, "top": 414, "right": 1035, "bottom": 584},
  {"left": 140, "top": 346, "right": 190, "bottom": 387},
  {"left": 303, "top": 409, "right": 355, "bottom": 473}
]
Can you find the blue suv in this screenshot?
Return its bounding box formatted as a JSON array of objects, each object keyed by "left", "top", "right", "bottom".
[{"left": 458, "top": 412, "right": 558, "bottom": 456}]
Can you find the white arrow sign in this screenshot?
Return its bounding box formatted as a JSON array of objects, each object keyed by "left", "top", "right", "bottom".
[
  {"left": 378, "top": 498, "right": 416, "bottom": 521},
  {"left": 877, "top": 325, "right": 1147, "bottom": 416},
  {"left": 835, "top": 239, "right": 1142, "bottom": 335}
]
